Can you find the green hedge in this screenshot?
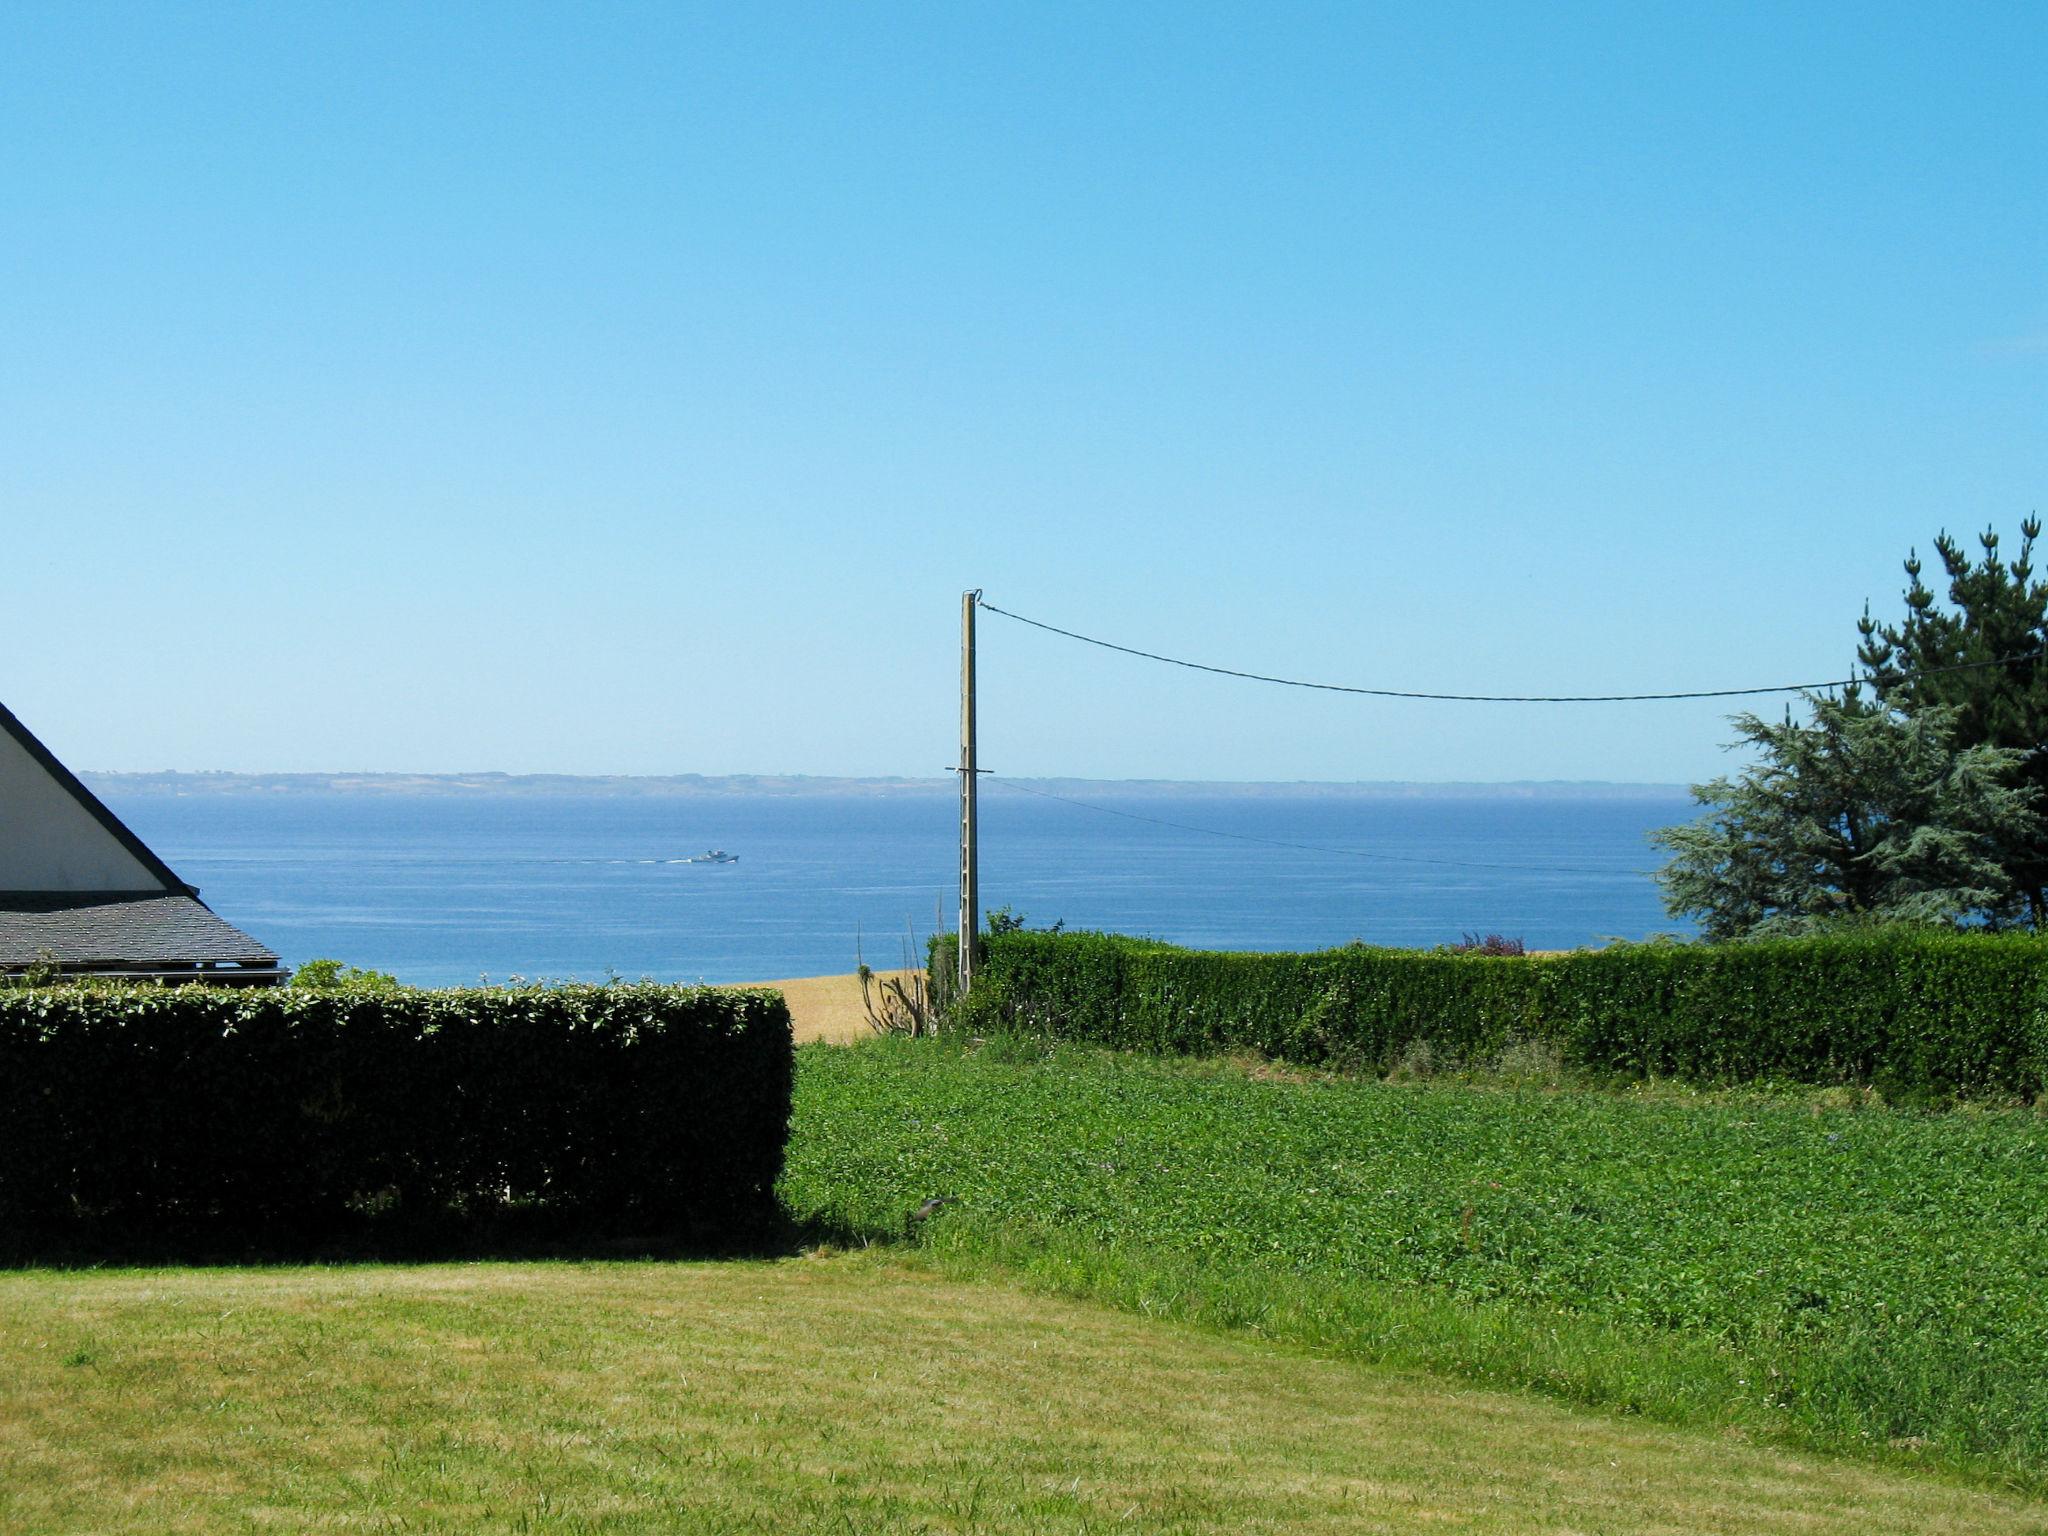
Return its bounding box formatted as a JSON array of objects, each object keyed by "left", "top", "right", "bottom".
[
  {"left": 0, "top": 983, "right": 793, "bottom": 1248},
  {"left": 947, "top": 931, "right": 2048, "bottom": 1097}
]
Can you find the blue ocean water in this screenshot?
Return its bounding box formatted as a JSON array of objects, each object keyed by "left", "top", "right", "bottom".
[{"left": 103, "top": 788, "right": 1697, "bottom": 987}]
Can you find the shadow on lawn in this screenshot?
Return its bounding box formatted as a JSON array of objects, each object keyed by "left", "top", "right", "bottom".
[{"left": 0, "top": 1205, "right": 858, "bottom": 1270}]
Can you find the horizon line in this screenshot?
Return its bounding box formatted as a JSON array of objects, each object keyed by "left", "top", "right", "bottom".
[{"left": 79, "top": 768, "right": 1691, "bottom": 794}]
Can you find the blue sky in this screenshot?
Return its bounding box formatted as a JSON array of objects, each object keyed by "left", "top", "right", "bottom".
[{"left": 4, "top": 2, "right": 2042, "bottom": 782}]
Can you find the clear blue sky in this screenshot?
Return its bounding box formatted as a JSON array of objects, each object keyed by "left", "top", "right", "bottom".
[{"left": 4, "top": 2, "right": 2041, "bottom": 783}]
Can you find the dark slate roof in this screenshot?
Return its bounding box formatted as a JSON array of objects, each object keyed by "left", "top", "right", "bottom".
[{"left": 0, "top": 894, "right": 279, "bottom": 969}]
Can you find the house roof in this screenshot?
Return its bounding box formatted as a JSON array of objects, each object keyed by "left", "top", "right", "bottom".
[
  {"left": 0, "top": 703, "right": 284, "bottom": 981},
  {"left": 0, "top": 893, "right": 280, "bottom": 970},
  {"left": 0, "top": 701, "right": 193, "bottom": 897}
]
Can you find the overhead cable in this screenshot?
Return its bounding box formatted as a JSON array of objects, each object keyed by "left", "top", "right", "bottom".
[{"left": 975, "top": 599, "right": 2043, "bottom": 703}]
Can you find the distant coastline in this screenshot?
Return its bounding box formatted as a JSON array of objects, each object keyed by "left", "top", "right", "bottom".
[{"left": 83, "top": 770, "right": 1688, "bottom": 801}]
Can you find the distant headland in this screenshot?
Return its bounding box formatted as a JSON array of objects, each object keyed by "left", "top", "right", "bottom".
[{"left": 82, "top": 770, "right": 1688, "bottom": 800}]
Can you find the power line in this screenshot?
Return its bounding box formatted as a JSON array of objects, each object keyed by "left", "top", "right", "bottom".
[
  {"left": 977, "top": 598, "right": 2043, "bottom": 703},
  {"left": 989, "top": 777, "right": 1653, "bottom": 877}
]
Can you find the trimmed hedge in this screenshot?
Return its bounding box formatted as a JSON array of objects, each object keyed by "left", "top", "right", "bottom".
[
  {"left": 948, "top": 930, "right": 2048, "bottom": 1097},
  {"left": 0, "top": 983, "right": 793, "bottom": 1248}
]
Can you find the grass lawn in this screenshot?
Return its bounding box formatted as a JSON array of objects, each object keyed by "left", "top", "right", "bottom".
[{"left": 4, "top": 1254, "right": 2045, "bottom": 1535}]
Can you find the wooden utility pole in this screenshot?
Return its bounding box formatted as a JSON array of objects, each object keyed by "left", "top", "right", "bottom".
[{"left": 958, "top": 589, "right": 980, "bottom": 992}]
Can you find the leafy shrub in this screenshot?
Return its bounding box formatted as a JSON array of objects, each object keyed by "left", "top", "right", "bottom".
[
  {"left": 0, "top": 983, "right": 793, "bottom": 1252},
  {"left": 287, "top": 957, "right": 404, "bottom": 992},
  {"left": 943, "top": 929, "right": 2048, "bottom": 1097}
]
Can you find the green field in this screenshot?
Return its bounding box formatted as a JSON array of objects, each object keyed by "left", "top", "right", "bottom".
[
  {"left": 783, "top": 1038, "right": 2048, "bottom": 1486},
  {"left": 6, "top": 1257, "right": 2046, "bottom": 1535}
]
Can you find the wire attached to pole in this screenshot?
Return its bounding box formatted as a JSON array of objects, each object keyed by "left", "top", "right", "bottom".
[{"left": 976, "top": 598, "right": 2042, "bottom": 704}]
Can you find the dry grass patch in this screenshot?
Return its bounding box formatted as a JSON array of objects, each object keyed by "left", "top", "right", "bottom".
[
  {"left": 1, "top": 1255, "right": 2042, "bottom": 1535},
  {"left": 743, "top": 971, "right": 915, "bottom": 1043}
]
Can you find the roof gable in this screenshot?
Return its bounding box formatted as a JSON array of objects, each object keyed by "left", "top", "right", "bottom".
[{"left": 0, "top": 702, "right": 193, "bottom": 897}]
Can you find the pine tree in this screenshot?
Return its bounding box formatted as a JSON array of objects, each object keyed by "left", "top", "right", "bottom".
[
  {"left": 1653, "top": 697, "right": 2039, "bottom": 939},
  {"left": 1855, "top": 519, "right": 2048, "bottom": 925}
]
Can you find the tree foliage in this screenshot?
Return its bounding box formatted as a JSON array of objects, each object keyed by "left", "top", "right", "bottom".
[
  {"left": 1654, "top": 697, "right": 2039, "bottom": 939},
  {"left": 1857, "top": 518, "right": 2048, "bottom": 923},
  {"left": 1658, "top": 520, "right": 2048, "bottom": 939}
]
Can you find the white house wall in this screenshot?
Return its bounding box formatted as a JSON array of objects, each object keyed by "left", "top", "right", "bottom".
[{"left": 0, "top": 727, "right": 168, "bottom": 891}]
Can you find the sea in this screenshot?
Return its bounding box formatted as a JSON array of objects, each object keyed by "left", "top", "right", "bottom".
[{"left": 100, "top": 786, "right": 1698, "bottom": 987}]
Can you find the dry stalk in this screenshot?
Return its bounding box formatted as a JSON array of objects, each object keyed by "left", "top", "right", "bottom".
[{"left": 856, "top": 920, "right": 946, "bottom": 1037}]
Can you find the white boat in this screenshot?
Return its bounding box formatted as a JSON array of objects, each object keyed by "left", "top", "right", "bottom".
[{"left": 687, "top": 849, "right": 739, "bottom": 864}]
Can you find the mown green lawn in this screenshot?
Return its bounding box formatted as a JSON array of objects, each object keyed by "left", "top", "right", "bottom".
[
  {"left": 783, "top": 1038, "right": 2048, "bottom": 1485},
  {"left": 4, "top": 1256, "right": 2044, "bottom": 1535}
]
